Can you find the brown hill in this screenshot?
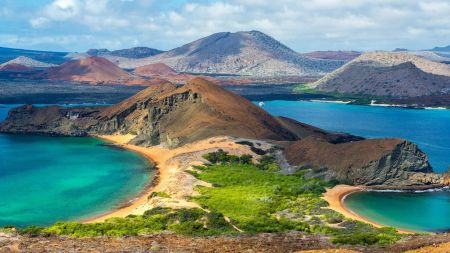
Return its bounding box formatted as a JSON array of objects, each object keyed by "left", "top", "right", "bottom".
[
  {"left": 39, "top": 57, "right": 139, "bottom": 84},
  {"left": 97, "top": 78, "right": 300, "bottom": 146}
]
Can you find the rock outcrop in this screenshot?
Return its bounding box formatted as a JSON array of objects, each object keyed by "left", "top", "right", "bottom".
[
  {"left": 284, "top": 137, "right": 444, "bottom": 186},
  {"left": 0, "top": 78, "right": 445, "bottom": 187}
]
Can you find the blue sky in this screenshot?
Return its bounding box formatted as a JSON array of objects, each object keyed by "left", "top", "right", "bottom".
[{"left": 0, "top": 0, "right": 449, "bottom": 52}]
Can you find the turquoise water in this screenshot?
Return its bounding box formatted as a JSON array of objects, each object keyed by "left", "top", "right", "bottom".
[
  {"left": 0, "top": 105, "right": 152, "bottom": 227},
  {"left": 261, "top": 100, "right": 450, "bottom": 232},
  {"left": 345, "top": 190, "right": 450, "bottom": 232}
]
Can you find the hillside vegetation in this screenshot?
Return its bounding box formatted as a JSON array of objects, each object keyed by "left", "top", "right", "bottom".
[{"left": 16, "top": 151, "right": 401, "bottom": 246}]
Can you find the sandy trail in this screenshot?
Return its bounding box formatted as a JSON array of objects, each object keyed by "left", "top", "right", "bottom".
[{"left": 86, "top": 134, "right": 269, "bottom": 223}]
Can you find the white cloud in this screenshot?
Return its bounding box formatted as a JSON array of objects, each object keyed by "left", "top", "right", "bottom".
[
  {"left": 20, "top": 0, "right": 450, "bottom": 51},
  {"left": 43, "top": 0, "right": 81, "bottom": 21},
  {"left": 30, "top": 17, "right": 50, "bottom": 28}
]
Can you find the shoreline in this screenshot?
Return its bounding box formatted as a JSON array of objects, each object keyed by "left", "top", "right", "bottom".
[
  {"left": 322, "top": 185, "right": 417, "bottom": 234},
  {"left": 84, "top": 135, "right": 163, "bottom": 223},
  {"left": 84, "top": 134, "right": 263, "bottom": 223}
]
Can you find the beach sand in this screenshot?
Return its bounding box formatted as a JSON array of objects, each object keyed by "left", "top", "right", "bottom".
[
  {"left": 323, "top": 184, "right": 415, "bottom": 234},
  {"left": 86, "top": 134, "right": 270, "bottom": 223}
]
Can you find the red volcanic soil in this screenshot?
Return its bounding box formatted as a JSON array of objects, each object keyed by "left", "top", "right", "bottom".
[
  {"left": 39, "top": 57, "right": 142, "bottom": 85},
  {"left": 0, "top": 63, "right": 34, "bottom": 72},
  {"left": 303, "top": 51, "right": 361, "bottom": 61}
]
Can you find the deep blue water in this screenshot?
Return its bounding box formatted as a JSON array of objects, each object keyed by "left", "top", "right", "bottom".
[{"left": 261, "top": 101, "right": 450, "bottom": 173}]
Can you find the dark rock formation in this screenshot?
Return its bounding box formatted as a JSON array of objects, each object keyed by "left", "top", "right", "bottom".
[{"left": 284, "top": 137, "right": 444, "bottom": 186}]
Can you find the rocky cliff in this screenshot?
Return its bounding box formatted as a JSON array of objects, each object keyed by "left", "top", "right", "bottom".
[
  {"left": 284, "top": 137, "right": 444, "bottom": 186},
  {"left": 0, "top": 78, "right": 445, "bottom": 187}
]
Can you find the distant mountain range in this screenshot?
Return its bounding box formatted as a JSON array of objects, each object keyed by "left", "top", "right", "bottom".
[
  {"left": 0, "top": 33, "right": 448, "bottom": 81},
  {"left": 86, "top": 47, "right": 164, "bottom": 59},
  {"left": 431, "top": 45, "right": 450, "bottom": 52},
  {"left": 314, "top": 52, "right": 450, "bottom": 98},
  {"left": 0, "top": 47, "right": 68, "bottom": 65},
  {"left": 104, "top": 31, "right": 346, "bottom": 76},
  {"left": 1, "top": 56, "right": 56, "bottom": 68},
  {"left": 302, "top": 51, "right": 361, "bottom": 61}
]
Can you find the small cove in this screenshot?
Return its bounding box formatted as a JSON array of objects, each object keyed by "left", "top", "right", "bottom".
[
  {"left": 261, "top": 100, "right": 450, "bottom": 232},
  {"left": 0, "top": 105, "right": 153, "bottom": 227}
]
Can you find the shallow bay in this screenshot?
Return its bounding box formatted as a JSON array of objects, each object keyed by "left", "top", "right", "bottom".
[{"left": 0, "top": 105, "right": 152, "bottom": 227}]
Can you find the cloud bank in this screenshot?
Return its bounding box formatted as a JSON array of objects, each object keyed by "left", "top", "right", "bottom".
[{"left": 0, "top": 0, "right": 449, "bottom": 52}]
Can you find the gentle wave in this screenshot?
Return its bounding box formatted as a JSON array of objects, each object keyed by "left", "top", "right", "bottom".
[{"left": 364, "top": 186, "right": 450, "bottom": 193}]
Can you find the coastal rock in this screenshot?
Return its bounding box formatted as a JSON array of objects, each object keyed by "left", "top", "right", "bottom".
[{"left": 284, "top": 137, "right": 444, "bottom": 186}]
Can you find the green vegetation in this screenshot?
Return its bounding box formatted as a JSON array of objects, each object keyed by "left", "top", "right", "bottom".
[
  {"left": 292, "top": 83, "right": 389, "bottom": 105},
  {"left": 149, "top": 191, "right": 171, "bottom": 198},
  {"left": 292, "top": 83, "right": 321, "bottom": 94},
  {"left": 21, "top": 207, "right": 234, "bottom": 237},
  {"left": 194, "top": 150, "right": 401, "bottom": 244},
  {"left": 13, "top": 150, "right": 401, "bottom": 245}
]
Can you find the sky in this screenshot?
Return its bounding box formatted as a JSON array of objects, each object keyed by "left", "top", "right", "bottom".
[{"left": 0, "top": 0, "right": 449, "bottom": 52}]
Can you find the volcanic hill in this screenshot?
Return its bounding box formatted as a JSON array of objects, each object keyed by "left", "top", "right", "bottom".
[
  {"left": 38, "top": 57, "right": 142, "bottom": 84},
  {"left": 110, "top": 31, "right": 345, "bottom": 76},
  {"left": 314, "top": 52, "right": 450, "bottom": 98}
]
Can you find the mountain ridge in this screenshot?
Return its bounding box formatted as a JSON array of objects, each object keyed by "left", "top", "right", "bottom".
[
  {"left": 1, "top": 56, "right": 56, "bottom": 68},
  {"left": 87, "top": 47, "right": 164, "bottom": 59}
]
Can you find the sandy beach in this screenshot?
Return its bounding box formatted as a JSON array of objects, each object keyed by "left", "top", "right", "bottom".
[
  {"left": 86, "top": 134, "right": 270, "bottom": 223},
  {"left": 87, "top": 135, "right": 417, "bottom": 235},
  {"left": 323, "top": 185, "right": 414, "bottom": 234}
]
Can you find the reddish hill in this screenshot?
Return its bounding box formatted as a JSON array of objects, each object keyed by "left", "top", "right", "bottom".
[
  {"left": 0, "top": 63, "right": 34, "bottom": 72},
  {"left": 39, "top": 57, "right": 139, "bottom": 84}
]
